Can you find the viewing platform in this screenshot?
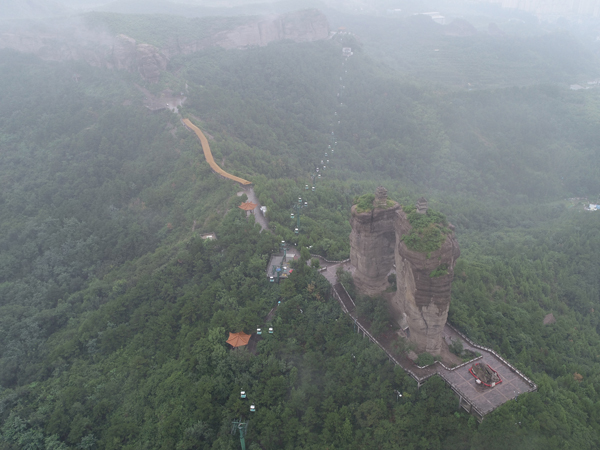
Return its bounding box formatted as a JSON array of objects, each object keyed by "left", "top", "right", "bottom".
[{"left": 314, "top": 259, "right": 537, "bottom": 422}]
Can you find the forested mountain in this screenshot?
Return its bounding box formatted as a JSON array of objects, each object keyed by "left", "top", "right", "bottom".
[{"left": 1, "top": 5, "right": 600, "bottom": 450}]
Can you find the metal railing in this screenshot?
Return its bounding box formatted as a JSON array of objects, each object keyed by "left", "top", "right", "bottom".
[
  {"left": 445, "top": 324, "right": 537, "bottom": 390},
  {"left": 310, "top": 254, "right": 350, "bottom": 264},
  {"left": 329, "top": 276, "right": 536, "bottom": 421}
]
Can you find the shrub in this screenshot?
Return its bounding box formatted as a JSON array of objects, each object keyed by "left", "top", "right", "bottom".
[
  {"left": 415, "top": 352, "right": 435, "bottom": 366},
  {"left": 401, "top": 204, "right": 451, "bottom": 253},
  {"left": 354, "top": 193, "right": 376, "bottom": 213},
  {"left": 430, "top": 264, "right": 448, "bottom": 277},
  {"left": 449, "top": 339, "right": 464, "bottom": 356}
]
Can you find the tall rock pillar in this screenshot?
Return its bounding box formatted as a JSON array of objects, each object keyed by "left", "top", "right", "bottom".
[
  {"left": 393, "top": 204, "right": 460, "bottom": 355},
  {"left": 349, "top": 187, "right": 400, "bottom": 296},
  {"left": 349, "top": 189, "right": 460, "bottom": 356}
]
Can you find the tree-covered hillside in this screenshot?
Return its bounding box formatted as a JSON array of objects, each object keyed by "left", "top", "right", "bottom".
[
  {"left": 174, "top": 37, "right": 600, "bottom": 200},
  {"left": 2, "top": 9, "right": 600, "bottom": 449},
  {"left": 171, "top": 35, "right": 600, "bottom": 257}
]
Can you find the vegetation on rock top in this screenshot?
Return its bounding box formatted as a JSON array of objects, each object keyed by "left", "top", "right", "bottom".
[
  {"left": 401, "top": 205, "right": 451, "bottom": 253},
  {"left": 353, "top": 193, "right": 395, "bottom": 214}
]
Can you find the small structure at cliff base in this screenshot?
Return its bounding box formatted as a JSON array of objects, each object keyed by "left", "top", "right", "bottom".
[{"left": 349, "top": 188, "right": 460, "bottom": 355}]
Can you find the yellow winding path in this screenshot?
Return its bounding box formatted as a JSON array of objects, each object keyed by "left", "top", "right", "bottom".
[{"left": 182, "top": 118, "right": 252, "bottom": 186}]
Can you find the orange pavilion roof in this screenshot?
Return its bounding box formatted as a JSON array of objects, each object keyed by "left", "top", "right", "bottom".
[
  {"left": 238, "top": 202, "right": 257, "bottom": 211},
  {"left": 226, "top": 331, "right": 252, "bottom": 347}
]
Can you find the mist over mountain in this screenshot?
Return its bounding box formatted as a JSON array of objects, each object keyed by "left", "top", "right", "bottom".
[
  {"left": 0, "top": 0, "right": 71, "bottom": 19},
  {"left": 474, "top": 0, "right": 600, "bottom": 18},
  {"left": 1, "top": 1, "right": 600, "bottom": 449}
]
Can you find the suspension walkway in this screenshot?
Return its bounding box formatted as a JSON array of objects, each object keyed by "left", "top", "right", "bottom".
[{"left": 182, "top": 118, "right": 252, "bottom": 186}]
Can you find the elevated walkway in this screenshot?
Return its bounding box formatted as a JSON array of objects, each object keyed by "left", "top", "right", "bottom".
[
  {"left": 182, "top": 118, "right": 252, "bottom": 186},
  {"left": 323, "top": 264, "right": 536, "bottom": 421}
]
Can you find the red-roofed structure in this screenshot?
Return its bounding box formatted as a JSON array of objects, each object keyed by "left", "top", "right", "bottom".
[
  {"left": 238, "top": 202, "right": 257, "bottom": 211},
  {"left": 226, "top": 332, "right": 252, "bottom": 348}
]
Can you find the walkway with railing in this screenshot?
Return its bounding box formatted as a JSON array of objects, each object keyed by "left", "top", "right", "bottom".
[
  {"left": 182, "top": 118, "right": 252, "bottom": 186},
  {"left": 325, "top": 267, "right": 537, "bottom": 421}
]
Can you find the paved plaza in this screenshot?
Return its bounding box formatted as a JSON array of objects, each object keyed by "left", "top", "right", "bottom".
[{"left": 321, "top": 262, "right": 536, "bottom": 420}]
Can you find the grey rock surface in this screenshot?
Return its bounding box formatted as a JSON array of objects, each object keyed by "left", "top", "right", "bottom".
[
  {"left": 0, "top": 10, "right": 328, "bottom": 83},
  {"left": 349, "top": 202, "right": 400, "bottom": 296},
  {"left": 349, "top": 194, "right": 460, "bottom": 355},
  {"left": 394, "top": 207, "right": 460, "bottom": 355}
]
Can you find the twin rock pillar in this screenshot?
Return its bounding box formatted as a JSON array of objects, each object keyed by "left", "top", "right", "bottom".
[{"left": 349, "top": 189, "right": 460, "bottom": 355}]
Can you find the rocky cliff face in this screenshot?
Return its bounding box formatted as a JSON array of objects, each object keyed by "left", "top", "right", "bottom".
[
  {"left": 108, "top": 35, "right": 168, "bottom": 83},
  {"left": 0, "top": 30, "right": 167, "bottom": 83},
  {"left": 349, "top": 202, "right": 400, "bottom": 296},
  {"left": 393, "top": 210, "right": 460, "bottom": 355},
  {"left": 157, "top": 9, "right": 328, "bottom": 58},
  {"left": 349, "top": 190, "right": 460, "bottom": 355},
  {"left": 0, "top": 9, "right": 329, "bottom": 83},
  {"left": 212, "top": 9, "right": 329, "bottom": 50}
]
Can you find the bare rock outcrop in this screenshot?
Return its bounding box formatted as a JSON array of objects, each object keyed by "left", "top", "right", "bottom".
[
  {"left": 160, "top": 9, "right": 328, "bottom": 57},
  {"left": 543, "top": 313, "right": 556, "bottom": 325},
  {"left": 107, "top": 35, "right": 168, "bottom": 83},
  {"left": 349, "top": 189, "right": 460, "bottom": 355},
  {"left": 213, "top": 9, "right": 329, "bottom": 49},
  {"left": 0, "top": 9, "right": 328, "bottom": 83},
  {"left": 0, "top": 31, "right": 167, "bottom": 83},
  {"left": 350, "top": 195, "right": 400, "bottom": 296},
  {"left": 393, "top": 209, "right": 460, "bottom": 355}
]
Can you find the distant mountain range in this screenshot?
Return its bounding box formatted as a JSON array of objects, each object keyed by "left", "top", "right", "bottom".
[{"left": 0, "top": 0, "right": 322, "bottom": 20}]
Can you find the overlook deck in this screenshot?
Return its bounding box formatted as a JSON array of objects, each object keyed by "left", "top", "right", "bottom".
[{"left": 314, "top": 259, "right": 536, "bottom": 421}]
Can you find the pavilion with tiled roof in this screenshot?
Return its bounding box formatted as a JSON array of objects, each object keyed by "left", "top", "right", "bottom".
[
  {"left": 226, "top": 332, "right": 252, "bottom": 348},
  {"left": 238, "top": 201, "right": 257, "bottom": 211}
]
